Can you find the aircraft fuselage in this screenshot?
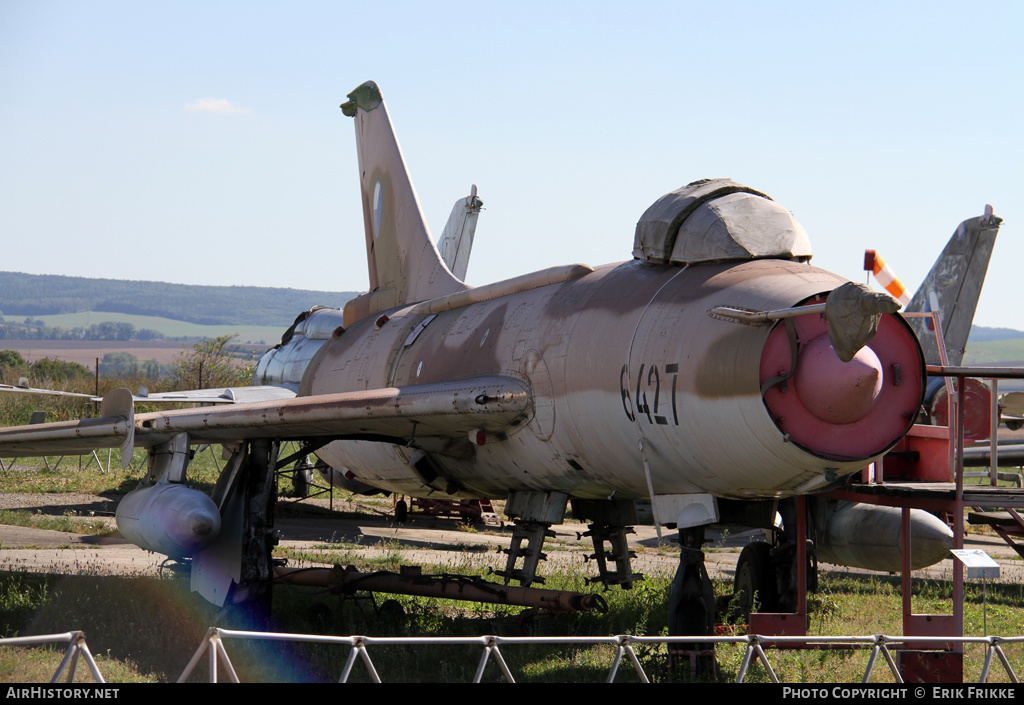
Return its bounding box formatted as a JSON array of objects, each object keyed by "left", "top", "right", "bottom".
[{"left": 301, "top": 257, "right": 924, "bottom": 502}]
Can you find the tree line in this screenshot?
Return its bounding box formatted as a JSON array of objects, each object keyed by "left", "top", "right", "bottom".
[
  {"left": 0, "top": 318, "right": 164, "bottom": 341},
  {"left": 0, "top": 334, "right": 255, "bottom": 385}
]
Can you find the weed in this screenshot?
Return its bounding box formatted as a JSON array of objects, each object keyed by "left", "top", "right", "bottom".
[{"left": 0, "top": 509, "right": 112, "bottom": 537}]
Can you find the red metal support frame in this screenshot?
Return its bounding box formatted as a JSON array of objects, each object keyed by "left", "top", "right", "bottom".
[
  {"left": 748, "top": 496, "right": 809, "bottom": 637},
  {"left": 747, "top": 309, "right": 1024, "bottom": 680}
]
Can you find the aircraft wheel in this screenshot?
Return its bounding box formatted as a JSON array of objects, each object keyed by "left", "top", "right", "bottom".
[
  {"left": 378, "top": 599, "right": 405, "bottom": 624},
  {"left": 734, "top": 542, "right": 779, "bottom": 619},
  {"left": 395, "top": 499, "right": 408, "bottom": 524}
]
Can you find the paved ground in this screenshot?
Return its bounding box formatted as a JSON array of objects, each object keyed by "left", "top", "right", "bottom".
[{"left": 1, "top": 491, "right": 1022, "bottom": 587}]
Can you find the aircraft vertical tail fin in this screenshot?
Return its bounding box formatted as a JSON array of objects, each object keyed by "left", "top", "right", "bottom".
[
  {"left": 341, "top": 82, "right": 465, "bottom": 324},
  {"left": 906, "top": 207, "right": 1002, "bottom": 366},
  {"left": 437, "top": 185, "right": 483, "bottom": 282}
]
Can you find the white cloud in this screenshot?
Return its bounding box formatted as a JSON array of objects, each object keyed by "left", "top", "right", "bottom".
[{"left": 184, "top": 98, "right": 251, "bottom": 114}]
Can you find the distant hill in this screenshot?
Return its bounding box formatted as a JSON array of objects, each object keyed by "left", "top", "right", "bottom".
[
  {"left": 3, "top": 270, "right": 1021, "bottom": 345},
  {"left": 0, "top": 272, "right": 360, "bottom": 328}
]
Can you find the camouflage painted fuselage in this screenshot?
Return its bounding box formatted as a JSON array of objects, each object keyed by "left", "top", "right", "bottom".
[{"left": 302, "top": 257, "right": 924, "bottom": 501}]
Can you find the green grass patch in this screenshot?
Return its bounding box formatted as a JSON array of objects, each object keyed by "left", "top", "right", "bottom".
[
  {"left": 3, "top": 567, "right": 1023, "bottom": 683},
  {"left": 963, "top": 338, "right": 1024, "bottom": 366},
  {"left": 0, "top": 644, "right": 157, "bottom": 683},
  {"left": 0, "top": 509, "right": 112, "bottom": 537},
  {"left": 30, "top": 312, "right": 283, "bottom": 345},
  {"left": 0, "top": 445, "right": 226, "bottom": 496}
]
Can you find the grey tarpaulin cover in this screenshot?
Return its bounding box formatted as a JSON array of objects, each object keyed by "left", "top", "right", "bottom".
[
  {"left": 826, "top": 282, "right": 902, "bottom": 362},
  {"left": 633, "top": 178, "right": 813, "bottom": 264}
]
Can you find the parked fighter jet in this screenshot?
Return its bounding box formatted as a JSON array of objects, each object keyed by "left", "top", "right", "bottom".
[{"left": 0, "top": 81, "right": 984, "bottom": 636}]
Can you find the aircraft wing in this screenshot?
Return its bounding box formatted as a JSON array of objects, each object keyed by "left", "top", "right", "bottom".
[
  {"left": 133, "top": 385, "right": 298, "bottom": 404},
  {"left": 0, "top": 382, "right": 298, "bottom": 405},
  {"left": 0, "top": 376, "right": 531, "bottom": 458},
  {"left": 0, "top": 383, "right": 94, "bottom": 399},
  {"left": 0, "top": 388, "right": 136, "bottom": 462}
]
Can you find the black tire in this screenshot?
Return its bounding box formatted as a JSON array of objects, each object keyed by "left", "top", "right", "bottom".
[
  {"left": 395, "top": 499, "right": 408, "bottom": 524},
  {"left": 734, "top": 542, "right": 779, "bottom": 619},
  {"left": 378, "top": 599, "right": 405, "bottom": 623}
]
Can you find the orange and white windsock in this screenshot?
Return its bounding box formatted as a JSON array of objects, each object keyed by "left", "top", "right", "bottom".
[{"left": 863, "top": 249, "right": 911, "bottom": 306}]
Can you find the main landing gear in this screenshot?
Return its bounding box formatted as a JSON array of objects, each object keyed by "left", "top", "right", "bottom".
[
  {"left": 196, "top": 439, "right": 282, "bottom": 629},
  {"left": 666, "top": 527, "right": 717, "bottom": 676},
  {"left": 666, "top": 498, "right": 818, "bottom": 674},
  {"left": 733, "top": 541, "right": 779, "bottom": 617},
  {"left": 730, "top": 524, "right": 817, "bottom": 626}
]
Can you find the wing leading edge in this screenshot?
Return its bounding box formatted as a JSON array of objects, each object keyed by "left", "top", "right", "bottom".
[
  {"left": 0, "top": 387, "right": 135, "bottom": 467},
  {"left": 0, "top": 376, "right": 532, "bottom": 459},
  {"left": 0, "top": 383, "right": 298, "bottom": 405}
]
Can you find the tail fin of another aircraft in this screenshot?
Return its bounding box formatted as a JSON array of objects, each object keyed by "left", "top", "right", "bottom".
[
  {"left": 437, "top": 185, "right": 483, "bottom": 282},
  {"left": 906, "top": 206, "right": 1002, "bottom": 366},
  {"left": 341, "top": 82, "right": 466, "bottom": 324}
]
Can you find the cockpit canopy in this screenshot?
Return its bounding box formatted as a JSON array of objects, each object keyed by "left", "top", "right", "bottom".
[{"left": 633, "top": 179, "right": 812, "bottom": 265}]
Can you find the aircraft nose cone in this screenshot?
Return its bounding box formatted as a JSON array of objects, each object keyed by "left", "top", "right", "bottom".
[{"left": 794, "top": 334, "right": 883, "bottom": 424}]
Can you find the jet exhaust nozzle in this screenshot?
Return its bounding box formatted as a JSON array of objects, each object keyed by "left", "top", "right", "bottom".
[{"left": 760, "top": 293, "right": 924, "bottom": 462}]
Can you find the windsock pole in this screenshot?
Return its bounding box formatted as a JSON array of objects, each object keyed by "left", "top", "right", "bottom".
[{"left": 863, "top": 249, "right": 911, "bottom": 306}]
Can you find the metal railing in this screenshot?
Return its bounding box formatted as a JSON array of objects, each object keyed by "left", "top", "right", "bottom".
[
  {"left": 0, "top": 631, "right": 105, "bottom": 683},
  {"left": 178, "top": 628, "right": 1024, "bottom": 683}
]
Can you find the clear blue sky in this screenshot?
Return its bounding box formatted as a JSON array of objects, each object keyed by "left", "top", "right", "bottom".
[{"left": 2, "top": 1, "right": 1021, "bottom": 328}]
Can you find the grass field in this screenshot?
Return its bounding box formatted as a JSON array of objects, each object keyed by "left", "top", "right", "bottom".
[
  {"left": 29, "top": 311, "right": 285, "bottom": 345},
  {"left": 2, "top": 525, "right": 1023, "bottom": 683},
  {"left": 0, "top": 452, "right": 1023, "bottom": 683},
  {"left": 963, "top": 338, "right": 1024, "bottom": 366},
  {"left": 1, "top": 336, "right": 1024, "bottom": 682}
]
